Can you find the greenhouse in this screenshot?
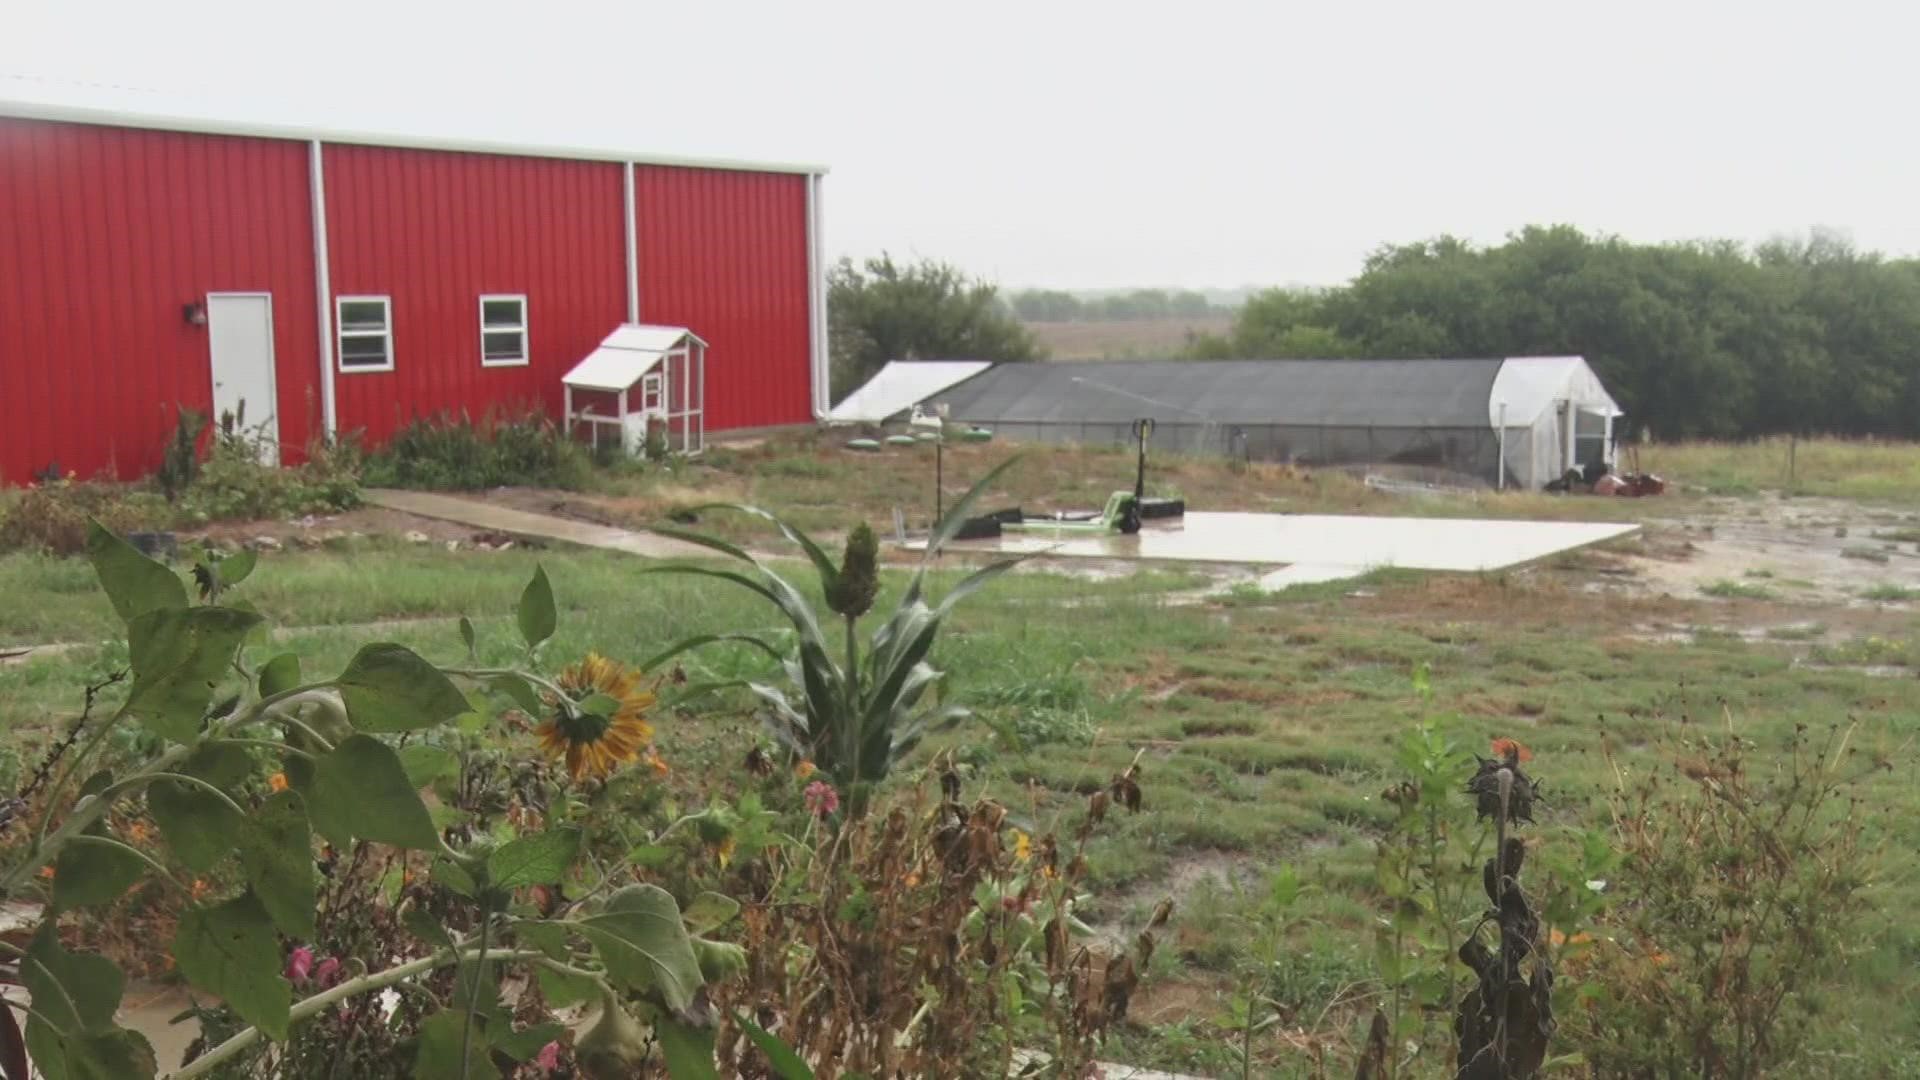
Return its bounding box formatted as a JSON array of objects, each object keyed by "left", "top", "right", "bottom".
[{"left": 908, "top": 355, "right": 1622, "bottom": 490}]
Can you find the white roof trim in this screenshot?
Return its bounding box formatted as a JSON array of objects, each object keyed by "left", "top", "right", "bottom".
[
  {"left": 0, "top": 97, "right": 828, "bottom": 177},
  {"left": 564, "top": 324, "right": 704, "bottom": 393},
  {"left": 827, "top": 360, "right": 993, "bottom": 423}
]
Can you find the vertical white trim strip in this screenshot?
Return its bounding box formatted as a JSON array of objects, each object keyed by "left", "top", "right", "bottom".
[
  {"left": 623, "top": 162, "right": 639, "bottom": 324},
  {"left": 806, "top": 174, "right": 828, "bottom": 419},
  {"left": 309, "top": 140, "right": 337, "bottom": 438}
]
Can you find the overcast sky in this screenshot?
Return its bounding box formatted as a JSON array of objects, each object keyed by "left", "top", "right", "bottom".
[{"left": 8, "top": 0, "right": 1918, "bottom": 290}]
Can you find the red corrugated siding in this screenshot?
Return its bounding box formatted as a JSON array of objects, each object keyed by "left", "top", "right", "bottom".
[
  {"left": 0, "top": 118, "right": 319, "bottom": 484},
  {"left": 323, "top": 145, "right": 627, "bottom": 443},
  {"left": 634, "top": 167, "right": 812, "bottom": 431},
  {"left": 1, "top": 121, "right": 816, "bottom": 486}
]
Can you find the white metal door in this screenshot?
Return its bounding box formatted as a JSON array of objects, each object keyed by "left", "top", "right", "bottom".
[{"left": 207, "top": 293, "right": 279, "bottom": 464}]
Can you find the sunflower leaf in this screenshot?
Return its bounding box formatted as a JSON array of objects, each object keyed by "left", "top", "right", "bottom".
[
  {"left": 516, "top": 566, "right": 557, "bottom": 650},
  {"left": 335, "top": 644, "right": 469, "bottom": 733},
  {"left": 307, "top": 735, "right": 441, "bottom": 851},
  {"left": 487, "top": 828, "right": 582, "bottom": 891}
]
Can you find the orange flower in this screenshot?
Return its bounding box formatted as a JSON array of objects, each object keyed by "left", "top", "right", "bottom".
[
  {"left": 536, "top": 654, "right": 657, "bottom": 781},
  {"left": 268, "top": 772, "right": 289, "bottom": 792},
  {"left": 793, "top": 760, "right": 817, "bottom": 780},
  {"left": 190, "top": 878, "right": 213, "bottom": 900},
  {"left": 124, "top": 820, "right": 154, "bottom": 844},
  {"left": 1490, "top": 737, "right": 1533, "bottom": 763},
  {"left": 38, "top": 866, "right": 54, "bottom": 881},
  {"left": 646, "top": 751, "right": 671, "bottom": 778}
]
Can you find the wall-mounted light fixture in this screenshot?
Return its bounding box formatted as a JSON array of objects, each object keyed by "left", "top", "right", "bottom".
[{"left": 182, "top": 302, "right": 207, "bottom": 327}]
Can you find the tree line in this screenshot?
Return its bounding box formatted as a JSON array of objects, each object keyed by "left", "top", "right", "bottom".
[
  {"left": 828, "top": 232, "right": 1920, "bottom": 439},
  {"left": 1005, "top": 288, "right": 1224, "bottom": 322},
  {"left": 1188, "top": 226, "right": 1920, "bottom": 439},
  {"left": 828, "top": 255, "right": 1042, "bottom": 399}
]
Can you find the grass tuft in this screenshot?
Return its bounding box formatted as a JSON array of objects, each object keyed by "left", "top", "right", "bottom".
[{"left": 1701, "top": 579, "right": 1776, "bottom": 600}]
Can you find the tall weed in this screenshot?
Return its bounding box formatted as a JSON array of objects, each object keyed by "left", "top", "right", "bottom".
[{"left": 1571, "top": 718, "right": 1884, "bottom": 1078}]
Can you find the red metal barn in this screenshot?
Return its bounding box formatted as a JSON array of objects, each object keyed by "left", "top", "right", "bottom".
[{"left": 0, "top": 99, "right": 829, "bottom": 484}]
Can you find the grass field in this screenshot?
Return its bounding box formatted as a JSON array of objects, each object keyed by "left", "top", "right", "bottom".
[
  {"left": 5, "top": 513, "right": 1916, "bottom": 1074},
  {"left": 1632, "top": 436, "right": 1920, "bottom": 500},
  {"left": 538, "top": 433, "right": 1660, "bottom": 554},
  {"left": 6, "top": 434, "right": 1920, "bottom": 1073},
  {"left": 1026, "top": 317, "right": 1234, "bottom": 360}
]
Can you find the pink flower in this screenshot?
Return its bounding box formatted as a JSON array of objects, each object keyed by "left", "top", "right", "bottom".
[
  {"left": 313, "top": 956, "right": 341, "bottom": 988},
  {"left": 803, "top": 780, "right": 840, "bottom": 818},
  {"left": 535, "top": 1040, "right": 562, "bottom": 1072},
  {"left": 284, "top": 946, "right": 314, "bottom": 986}
]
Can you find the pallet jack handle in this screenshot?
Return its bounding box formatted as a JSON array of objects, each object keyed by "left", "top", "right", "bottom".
[{"left": 1131, "top": 417, "right": 1155, "bottom": 502}]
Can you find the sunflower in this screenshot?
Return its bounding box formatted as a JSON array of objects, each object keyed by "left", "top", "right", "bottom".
[{"left": 536, "top": 653, "right": 657, "bottom": 781}]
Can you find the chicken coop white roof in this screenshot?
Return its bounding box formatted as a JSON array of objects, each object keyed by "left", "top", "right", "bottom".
[{"left": 563, "top": 325, "right": 705, "bottom": 393}]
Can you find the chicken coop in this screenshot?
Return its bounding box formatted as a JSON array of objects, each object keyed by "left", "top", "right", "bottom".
[{"left": 562, "top": 325, "right": 707, "bottom": 456}]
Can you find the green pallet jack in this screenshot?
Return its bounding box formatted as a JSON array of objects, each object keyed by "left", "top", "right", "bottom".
[{"left": 959, "top": 418, "right": 1186, "bottom": 540}]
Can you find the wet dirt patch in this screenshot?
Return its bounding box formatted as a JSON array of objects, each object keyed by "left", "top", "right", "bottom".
[
  {"left": 1598, "top": 495, "right": 1920, "bottom": 606},
  {"left": 1086, "top": 850, "right": 1257, "bottom": 948},
  {"left": 188, "top": 506, "right": 485, "bottom": 548}
]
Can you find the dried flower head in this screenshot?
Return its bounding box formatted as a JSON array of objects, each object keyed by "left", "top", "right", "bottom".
[{"left": 1467, "top": 754, "right": 1539, "bottom": 824}]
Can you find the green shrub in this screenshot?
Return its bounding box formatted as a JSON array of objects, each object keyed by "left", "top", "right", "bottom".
[
  {"left": 1701, "top": 579, "right": 1776, "bottom": 600},
  {"left": 0, "top": 480, "right": 171, "bottom": 554},
  {"left": 177, "top": 428, "right": 362, "bottom": 523},
  {"left": 361, "top": 410, "right": 590, "bottom": 490}
]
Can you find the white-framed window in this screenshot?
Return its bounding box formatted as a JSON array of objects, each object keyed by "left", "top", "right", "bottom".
[
  {"left": 641, "top": 372, "right": 662, "bottom": 411},
  {"left": 479, "top": 294, "right": 529, "bottom": 367},
  {"left": 336, "top": 296, "right": 393, "bottom": 372}
]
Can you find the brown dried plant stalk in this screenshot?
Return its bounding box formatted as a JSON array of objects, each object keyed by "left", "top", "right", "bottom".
[{"left": 716, "top": 753, "right": 1168, "bottom": 1078}]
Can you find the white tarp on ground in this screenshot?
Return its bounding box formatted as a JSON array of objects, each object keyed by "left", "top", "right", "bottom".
[
  {"left": 827, "top": 361, "right": 991, "bottom": 423},
  {"left": 921, "top": 511, "right": 1638, "bottom": 575}
]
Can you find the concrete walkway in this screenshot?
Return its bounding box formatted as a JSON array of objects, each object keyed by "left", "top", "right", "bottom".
[{"left": 362, "top": 489, "right": 709, "bottom": 559}]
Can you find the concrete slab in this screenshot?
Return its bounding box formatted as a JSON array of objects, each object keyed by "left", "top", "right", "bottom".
[
  {"left": 1254, "top": 562, "right": 1368, "bottom": 590},
  {"left": 361, "top": 489, "right": 708, "bottom": 559},
  {"left": 924, "top": 511, "right": 1639, "bottom": 581}
]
